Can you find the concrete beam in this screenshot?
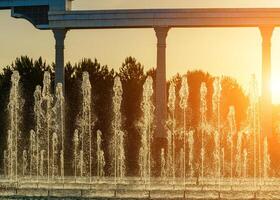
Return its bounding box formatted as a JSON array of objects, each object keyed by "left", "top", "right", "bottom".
[
  {"left": 0, "top": 0, "right": 49, "bottom": 9},
  {"left": 49, "top": 8, "right": 280, "bottom": 29}
]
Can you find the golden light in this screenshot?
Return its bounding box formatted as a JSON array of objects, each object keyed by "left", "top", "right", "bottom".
[{"left": 271, "top": 76, "right": 280, "bottom": 104}]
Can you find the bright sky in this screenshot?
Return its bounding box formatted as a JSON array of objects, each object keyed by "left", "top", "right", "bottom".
[{"left": 1, "top": 0, "right": 280, "bottom": 103}]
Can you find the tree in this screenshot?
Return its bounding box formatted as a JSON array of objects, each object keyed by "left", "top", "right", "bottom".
[{"left": 119, "top": 57, "right": 146, "bottom": 176}]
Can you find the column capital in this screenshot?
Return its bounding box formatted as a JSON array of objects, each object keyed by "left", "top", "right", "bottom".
[
  {"left": 154, "top": 27, "right": 170, "bottom": 44},
  {"left": 53, "top": 29, "right": 68, "bottom": 45},
  {"left": 259, "top": 26, "right": 274, "bottom": 41}
]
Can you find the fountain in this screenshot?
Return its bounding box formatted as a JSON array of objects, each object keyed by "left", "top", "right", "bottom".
[
  {"left": 248, "top": 75, "right": 261, "bottom": 187},
  {"left": 76, "top": 72, "right": 94, "bottom": 181},
  {"left": 179, "top": 76, "right": 189, "bottom": 186},
  {"left": 200, "top": 82, "right": 207, "bottom": 185},
  {"left": 52, "top": 132, "right": 58, "bottom": 179},
  {"left": 139, "top": 76, "right": 154, "bottom": 186},
  {"left": 227, "top": 106, "right": 236, "bottom": 186},
  {"left": 29, "top": 129, "right": 36, "bottom": 177},
  {"left": 39, "top": 150, "right": 45, "bottom": 177},
  {"left": 212, "top": 77, "right": 222, "bottom": 189},
  {"left": 160, "top": 148, "right": 166, "bottom": 179},
  {"left": 167, "top": 82, "right": 176, "bottom": 185},
  {"left": 73, "top": 129, "right": 79, "bottom": 181},
  {"left": 243, "top": 149, "right": 248, "bottom": 178},
  {"left": 6, "top": 71, "right": 22, "bottom": 182},
  {"left": 34, "top": 85, "right": 42, "bottom": 181},
  {"left": 236, "top": 131, "right": 243, "bottom": 177},
  {"left": 187, "top": 130, "right": 194, "bottom": 177},
  {"left": 22, "top": 150, "right": 27, "bottom": 177},
  {"left": 263, "top": 136, "right": 270, "bottom": 179},
  {"left": 112, "top": 76, "right": 126, "bottom": 183},
  {"left": 97, "top": 130, "right": 105, "bottom": 179},
  {"left": 54, "top": 83, "right": 65, "bottom": 180},
  {"left": 0, "top": 70, "right": 277, "bottom": 200}
]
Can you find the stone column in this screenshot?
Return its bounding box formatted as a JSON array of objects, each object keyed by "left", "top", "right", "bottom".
[
  {"left": 260, "top": 26, "right": 274, "bottom": 138},
  {"left": 153, "top": 27, "right": 169, "bottom": 176},
  {"left": 154, "top": 27, "right": 169, "bottom": 138},
  {"left": 53, "top": 29, "right": 67, "bottom": 88}
]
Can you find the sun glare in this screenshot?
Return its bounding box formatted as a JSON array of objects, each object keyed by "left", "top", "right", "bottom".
[{"left": 271, "top": 77, "right": 280, "bottom": 104}]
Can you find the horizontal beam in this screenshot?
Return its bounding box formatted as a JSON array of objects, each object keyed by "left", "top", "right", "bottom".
[
  {"left": 0, "top": 0, "right": 49, "bottom": 9},
  {"left": 49, "top": 8, "right": 280, "bottom": 29}
]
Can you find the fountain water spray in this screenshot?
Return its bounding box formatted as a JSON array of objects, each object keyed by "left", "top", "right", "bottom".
[
  {"left": 6, "top": 71, "right": 22, "bottom": 182},
  {"left": 236, "top": 131, "right": 243, "bottom": 177},
  {"left": 40, "top": 150, "right": 45, "bottom": 177},
  {"left": 179, "top": 148, "right": 184, "bottom": 178},
  {"left": 73, "top": 129, "right": 79, "bottom": 181},
  {"left": 167, "top": 82, "right": 176, "bottom": 185},
  {"left": 179, "top": 76, "right": 189, "bottom": 186},
  {"left": 263, "top": 136, "right": 270, "bottom": 179},
  {"left": 54, "top": 83, "right": 65, "bottom": 180},
  {"left": 97, "top": 130, "right": 105, "bottom": 179},
  {"left": 243, "top": 149, "right": 248, "bottom": 178},
  {"left": 227, "top": 106, "right": 236, "bottom": 187},
  {"left": 221, "top": 148, "right": 225, "bottom": 178},
  {"left": 79, "top": 72, "right": 93, "bottom": 181},
  {"left": 112, "top": 76, "right": 126, "bottom": 183},
  {"left": 79, "top": 150, "right": 84, "bottom": 177},
  {"left": 34, "top": 85, "right": 42, "bottom": 181},
  {"left": 139, "top": 76, "right": 154, "bottom": 187},
  {"left": 160, "top": 148, "right": 166, "bottom": 179},
  {"left": 200, "top": 82, "right": 207, "bottom": 185},
  {"left": 22, "top": 150, "right": 27, "bottom": 177},
  {"left": 4, "top": 150, "right": 7, "bottom": 177},
  {"left": 52, "top": 132, "right": 58, "bottom": 179},
  {"left": 29, "top": 130, "right": 36, "bottom": 177},
  {"left": 42, "top": 71, "right": 53, "bottom": 184},
  {"left": 60, "top": 150, "right": 64, "bottom": 179},
  {"left": 212, "top": 77, "right": 222, "bottom": 189},
  {"left": 188, "top": 131, "right": 194, "bottom": 177},
  {"left": 248, "top": 75, "right": 260, "bottom": 188}
]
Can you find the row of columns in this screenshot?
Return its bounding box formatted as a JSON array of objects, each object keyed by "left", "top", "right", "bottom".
[{"left": 53, "top": 26, "right": 273, "bottom": 144}]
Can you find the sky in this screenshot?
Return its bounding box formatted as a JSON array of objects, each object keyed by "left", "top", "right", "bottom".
[{"left": 2, "top": 0, "right": 280, "bottom": 103}]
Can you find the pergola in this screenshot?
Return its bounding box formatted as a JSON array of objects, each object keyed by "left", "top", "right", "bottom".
[{"left": 0, "top": 0, "right": 276, "bottom": 142}]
